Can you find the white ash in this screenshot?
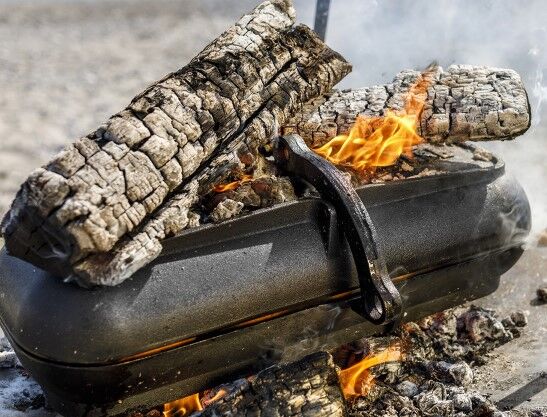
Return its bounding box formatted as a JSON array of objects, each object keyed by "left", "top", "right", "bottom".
[
  {"left": 0, "top": 337, "right": 18, "bottom": 369},
  {"left": 210, "top": 199, "right": 244, "bottom": 223},
  {"left": 343, "top": 306, "right": 531, "bottom": 417},
  {"left": 204, "top": 175, "right": 296, "bottom": 222},
  {"left": 396, "top": 381, "right": 419, "bottom": 398},
  {"left": 0, "top": 337, "right": 55, "bottom": 416},
  {"left": 422, "top": 360, "right": 473, "bottom": 386},
  {"left": 473, "top": 147, "right": 494, "bottom": 162}
]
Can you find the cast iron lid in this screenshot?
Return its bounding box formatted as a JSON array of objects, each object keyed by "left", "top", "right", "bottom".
[{"left": 0, "top": 149, "right": 529, "bottom": 365}]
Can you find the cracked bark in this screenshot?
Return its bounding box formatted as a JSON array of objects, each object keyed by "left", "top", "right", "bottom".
[
  {"left": 196, "top": 352, "right": 346, "bottom": 417},
  {"left": 282, "top": 65, "right": 531, "bottom": 148},
  {"left": 0, "top": 0, "right": 351, "bottom": 286}
]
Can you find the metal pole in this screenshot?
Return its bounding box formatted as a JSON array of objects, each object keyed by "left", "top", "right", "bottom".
[{"left": 313, "top": 0, "right": 331, "bottom": 41}]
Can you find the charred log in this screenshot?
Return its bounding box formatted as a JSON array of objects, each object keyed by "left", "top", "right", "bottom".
[
  {"left": 282, "top": 65, "right": 531, "bottom": 148},
  {"left": 196, "top": 352, "right": 346, "bottom": 417},
  {"left": 0, "top": 0, "right": 351, "bottom": 286}
]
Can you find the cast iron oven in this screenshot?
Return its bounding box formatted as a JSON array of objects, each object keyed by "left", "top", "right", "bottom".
[{"left": 0, "top": 138, "right": 530, "bottom": 416}]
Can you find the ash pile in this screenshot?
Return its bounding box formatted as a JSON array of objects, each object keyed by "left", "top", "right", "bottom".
[
  {"left": 123, "top": 306, "right": 543, "bottom": 417},
  {"left": 342, "top": 307, "right": 532, "bottom": 417},
  {"left": 1, "top": 306, "right": 543, "bottom": 417}
]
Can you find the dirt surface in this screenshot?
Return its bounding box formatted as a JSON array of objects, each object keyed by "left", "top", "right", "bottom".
[
  {"left": 471, "top": 248, "right": 547, "bottom": 412},
  {"left": 0, "top": 0, "right": 545, "bottom": 416}
]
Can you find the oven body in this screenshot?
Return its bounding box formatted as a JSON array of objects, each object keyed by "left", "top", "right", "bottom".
[{"left": 0, "top": 159, "right": 531, "bottom": 416}]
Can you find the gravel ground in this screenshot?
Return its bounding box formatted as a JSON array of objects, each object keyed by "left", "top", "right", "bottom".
[{"left": 0, "top": 0, "right": 545, "bottom": 415}]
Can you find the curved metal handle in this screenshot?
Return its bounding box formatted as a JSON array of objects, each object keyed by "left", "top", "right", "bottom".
[{"left": 273, "top": 134, "right": 402, "bottom": 325}]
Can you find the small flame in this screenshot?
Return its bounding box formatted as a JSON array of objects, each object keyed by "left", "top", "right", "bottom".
[
  {"left": 163, "top": 388, "right": 228, "bottom": 417},
  {"left": 338, "top": 345, "right": 403, "bottom": 398},
  {"left": 163, "top": 393, "right": 203, "bottom": 417},
  {"left": 213, "top": 174, "right": 254, "bottom": 193},
  {"left": 314, "top": 69, "right": 433, "bottom": 172},
  {"left": 201, "top": 388, "right": 228, "bottom": 407}
]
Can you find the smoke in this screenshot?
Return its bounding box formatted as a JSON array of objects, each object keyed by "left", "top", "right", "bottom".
[{"left": 294, "top": 0, "right": 547, "bottom": 238}]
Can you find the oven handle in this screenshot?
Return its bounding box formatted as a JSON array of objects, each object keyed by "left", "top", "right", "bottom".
[{"left": 273, "top": 134, "right": 402, "bottom": 325}]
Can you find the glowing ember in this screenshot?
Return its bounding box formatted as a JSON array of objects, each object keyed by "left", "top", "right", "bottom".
[
  {"left": 163, "top": 393, "right": 203, "bottom": 417},
  {"left": 313, "top": 69, "right": 434, "bottom": 173},
  {"left": 213, "top": 174, "right": 254, "bottom": 193},
  {"left": 338, "top": 345, "right": 403, "bottom": 398}
]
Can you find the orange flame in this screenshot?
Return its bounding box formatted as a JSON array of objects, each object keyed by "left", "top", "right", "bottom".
[
  {"left": 201, "top": 388, "right": 228, "bottom": 407},
  {"left": 338, "top": 345, "right": 403, "bottom": 398},
  {"left": 213, "top": 174, "right": 254, "bottom": 193},
  {"left": 163, "top": 393, "right": 203, "bottom": 417},
  {"left": 163, "top": 388, "right": 229, "bottom": 417},
  {"left": 314, "top": 70, "right": 433, "bottom": 172}
]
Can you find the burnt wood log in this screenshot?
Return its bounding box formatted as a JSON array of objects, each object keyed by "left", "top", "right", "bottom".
[
  {"left": 0, "top": 0, "right": 351, "bottom": 286},
  {"left": 197, "top": 352, "right": 346, "bottom": 417},
  {"left": 282, "top": 65, "right": 531, "bottom": 148}
]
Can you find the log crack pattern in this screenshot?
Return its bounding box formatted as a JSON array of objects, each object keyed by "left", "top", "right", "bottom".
[
  {"left": 282, "top": 65, "right": 530, "bottom": 148},
  {"left": 0, "top": 0, "right": 351, "bottom": 286}
]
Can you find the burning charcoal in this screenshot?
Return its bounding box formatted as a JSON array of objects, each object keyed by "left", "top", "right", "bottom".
[
  {"left": 415, "top": 383, "right": 455, "bottom": 416},
  {"left": 234, "top": 176, "right": 296, "bottom": 208},
  {"left": 536, "top": 287, "right": 547, "bottom": 304},
  {"left": 210, "top": 199, "right": 244, "bottom": 223},
  {"left": 401, "top": 161, "right": 414, "bottom": 172},
  {"left": 396, "top": 380, "right": 419, "bottom": 398},
  {"left": 424, "top": 361, "right": 473, "bottom": 386},
  {"left": 452, "top": 393, "right": 473, "bottom": 412},
  {"left": 196, "top": 352, "right": 345, "bottom": 417},
  {"left": 457, "top": 307, "right": 512, "bottom": 344},
  {"left": 331, "top": 338, "right": 371, "bottom": 369},
  {"left": 350, "top": 388, "right": 418, "bottom": 416},
  {"left": 419, "top": 311, "right": 458, "bottom": 335}
]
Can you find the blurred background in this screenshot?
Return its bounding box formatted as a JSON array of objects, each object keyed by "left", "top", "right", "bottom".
[{"left": 0, "top": 0, "right": 545, "bottom": 237}]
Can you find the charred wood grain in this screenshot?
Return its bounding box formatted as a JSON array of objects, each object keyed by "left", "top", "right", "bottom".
[
  {"left": 0, "top": 0, "right": 351, "bottom": 286},
  {"left": 282, "top": 65, "right": 531, "bottom": 148},
  {"left": 197, "top": 352, "right": 346, "bottom": 417}
]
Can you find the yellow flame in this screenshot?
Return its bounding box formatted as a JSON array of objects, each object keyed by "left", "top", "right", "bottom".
[
  {"left": 163, "top": 393, "right": 203, "bottom": 417},
  {"left": 213, "top": 174, "right": 254, "bottom": 193},
  {"left": 338, "top": 345, "right": 403, "bottom": 398},
  {"left": 314, "top": 69, "right": 433, "bottom": 172}
]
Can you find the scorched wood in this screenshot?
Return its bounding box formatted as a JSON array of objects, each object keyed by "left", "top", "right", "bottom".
[
  {"left": 196, "top": 352, "right": 346, "bottom": 417},
  {"left": 0, "top": 0, "right": 351, "bottom": 286},
  {"left": 282, "top": 65, "right": 531, "bottom": 148}
]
